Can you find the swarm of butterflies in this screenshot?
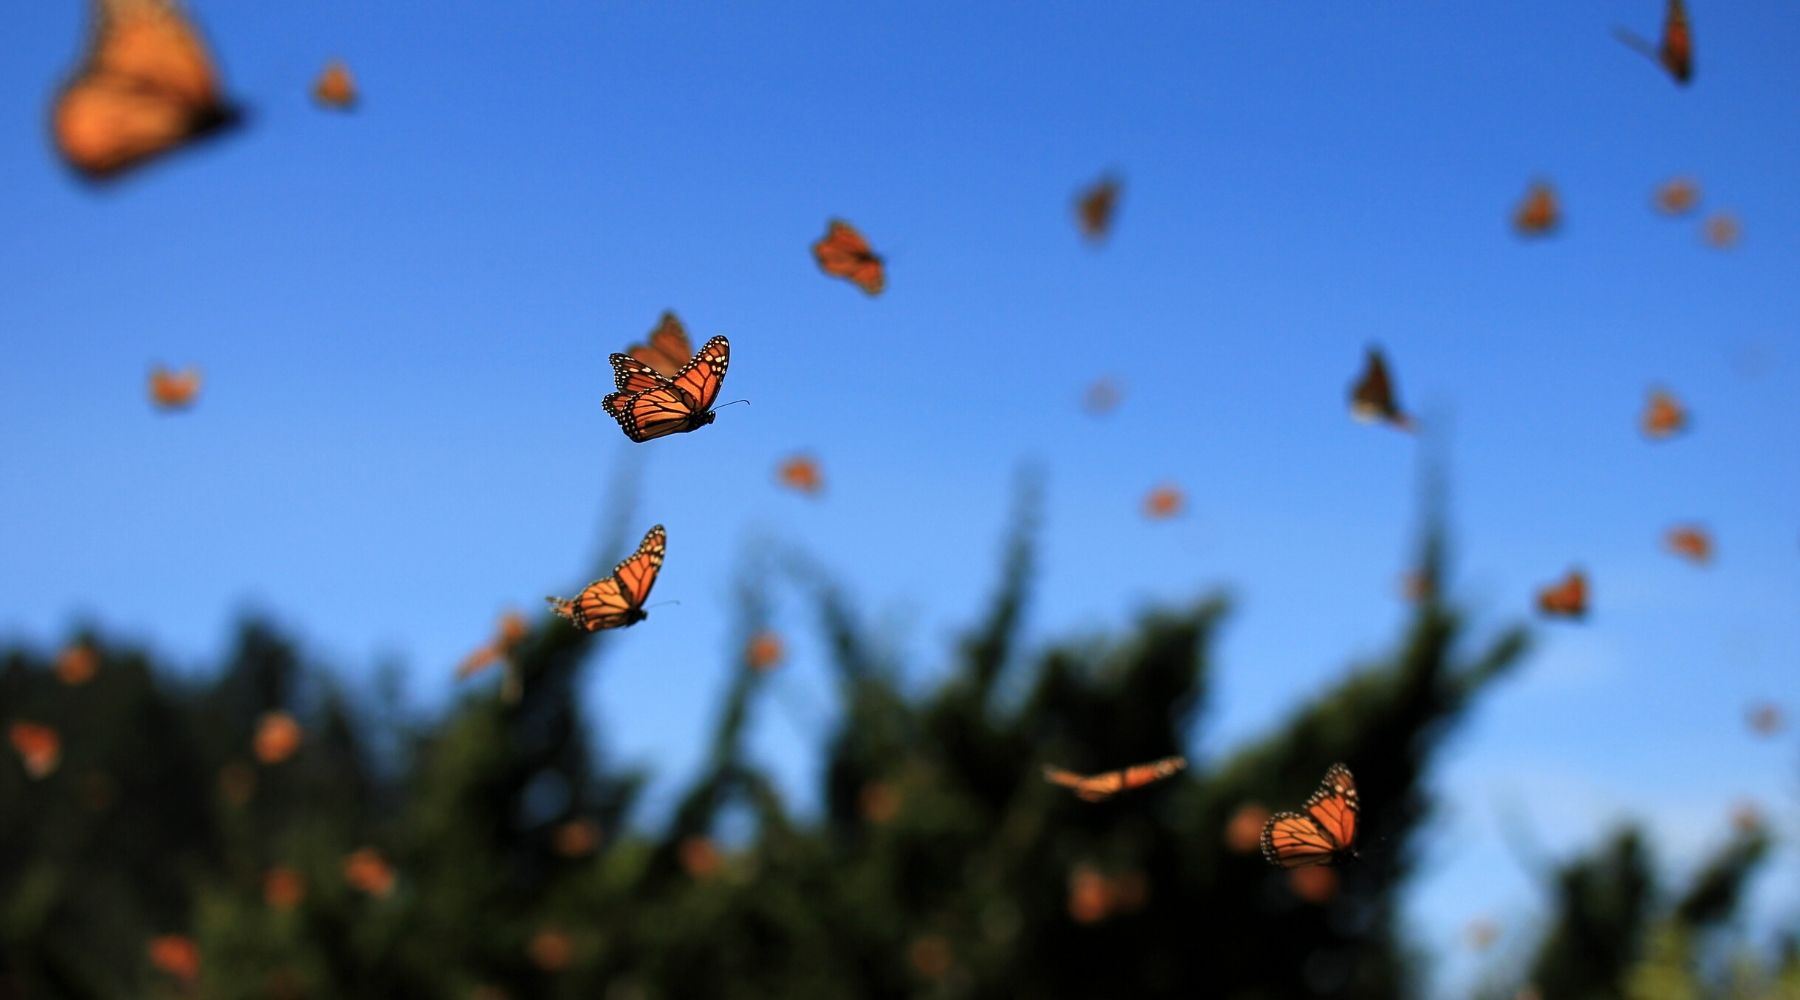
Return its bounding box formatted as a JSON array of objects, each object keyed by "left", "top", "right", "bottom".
[{"left": 38, "top": 0, "right": 1769, "bottom": 879}]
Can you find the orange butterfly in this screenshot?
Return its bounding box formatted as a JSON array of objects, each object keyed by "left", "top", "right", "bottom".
[
  {"left": 1261, "top": 763, "right": 1359, "bottom": 868},
  {"left": 313, "top": 59, "right": 357, "bottom": 109},
  {"left": 263, "top": 866, "right": 306, "bottom": 911},
  {"left": 1536, "top": 568, "right": 1588, "bottom": 618},
  {"left": 1664, "top": 524, "right": 1712, "bottom": 564},
  {"left": 1617, "top": 0, "right": 1692, "bottom": 85},
  {"left": 1702, "top": 212, "right": 1740, "bottom": 249},
  {"left": 146, "top": 934, "right": 200, "bottom": 982},
  {"left": 1513, "top": 181, "right": 1560, "bottom": 236},
  {"left": 602, "top": 336, "right": 730, "bottom": 442},
  {"left": 552, "top": 817, "right": 602, "bottom": 858},
  {"left": 1349, "top": 346, "right": 1414, "bottom": 430},
  {"left": 746, "top": 630, "right": 784, "bottom": 672},
  {"left": 546, "top": 524, "right": 665, "bottom": 631},
  {"left": 812, "top": 219, "right": 885, "bottom": 295},
  {"left": 253, "top": 710, "right": 303, "bottom": 764},
  {"left": 455, "top": 609, "right": 529, "bottom": 679},
  {"left": 1653, "top": 177, "right": 1700, "bottom": 216},
  {"left": 528, "top": 928, "right": 574, "bottom": 973},
  {"left": 1075, "top": 175, "right": 1120, "bottom": 242},
  {"left": 1142, "top": 485, "right": 1184, "bottom": 520},
  {"left": 8, "top": 721, "right": 62, "bottom": 779},
  {"left": 625, "top": 311, "right": 694, "bottom": 378},
  {"left": 1641, "top": 387, "right": 1688, "bottom": 439},
  {"left": 149, "top": 365, "right": 201, "bottom": 410},
  {"left": 1043, "top": 755, "right": 1186, "bottom": 802},
  {"left": 342, "top": 846, "right": 396, "bottom": 898},
  {"left": 56, "top": 641, "right": 100, "bottom": 685},
  {"left": 52, "top": 0, "right": 241, "bottom": 181},
  {"left": 776, "top": 454, "right": 824, "bottom": 495}
]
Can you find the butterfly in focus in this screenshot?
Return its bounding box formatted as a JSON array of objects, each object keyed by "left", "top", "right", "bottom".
[
  {"left": 1349, "top": 346, "right": 1414, "bottom": 430},
  {"left": 1536, "top": 568, "right": 1588, "bottom": 618},
  {"left": 1616, "top": 0, "right": 1692, "bottom": 85},
  {"left": 52, "top": 0, "right": 241, "bottom": 181},
  {"left": 313, "top": 59, "right": 357, "bottom": 109},
  {"left": 1664, "top": 524, "right": 1712, "bottom": 564},
  {"left": 1261, "top": 763, "right": 1360, "bottom": 868},
  {"left": 1653, "top": 176, "right": 1700, "bottom": 216},
  {"left": 812, "top": 219, "right": 885, "bottom": 295},
  {"left": 776, "top": 454, "right": 824, "bottom": 496},
  {"left": 603, "top": 336, "right": 730, "bottom": 442},
  {"left": 1641, "top": 387, "right": 1688, "bottom": 439},
  {"left": 1702, "top": 212, "right": 1740, "bottom": 249},
  {"left": 1513, "top": 181, "right": 1560, "bottom": 236},
  {"left": 1074, "top": 174, "right": 1120, "bottom": 243},
  {"left": 1142, "top": 485, "right": 1184, "bottom": 520},
  {"left": 148, "top": 364, "right": 201, "bottom": 410},
  {"left": 8, "top": 721, "right": 62, "bottom": 780},
  {"left": 1043, "top": 755, "right": 1186, "bottom": 802},
  {"left": 546, "top": 524, "right": 665, "bottom": 631},
  {"left": 625, "top": 311, "right": 694, "bottom": 378}
]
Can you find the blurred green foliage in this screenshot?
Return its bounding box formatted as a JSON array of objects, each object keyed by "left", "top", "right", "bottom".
[{"left": 1, "top": 488, "right": 1791, "bottom": 999}]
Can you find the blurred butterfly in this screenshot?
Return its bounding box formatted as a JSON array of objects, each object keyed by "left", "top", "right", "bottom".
[
  {"left": 1616, "top": 0, "right": 1692, "bottom": 85},
  {"left": 1513, "top": 181, "right": 1560, "bottom": 236},
  {"left": 8, "top": 721, "right": 62, "bottom": 780},
  {"left": 1745, "top": 703, "right": 1784, "bottom": 736},
  {"left": 812, "top": 219, "right": 885, "bottom": 295},
  {"left": 52, "top": 0, "right": 241, "bottom": 181},
  {"left": 148, "top": 364, "right": 201, "bottom": 410},
  {"left": 546, "top": 524, "right": 665, "bottom": 631},
  {"left": 602, "top": 336, "right": 730, "bottom": 442},
  {"left": 1653, "top": 176, "right": 1700, "bottom": 216},
  {"left": 455, "top": 609, "right": 529, "bottom": 680},
  {"left": 1349, "top": 346, "right": 1414, "bottom": 430},
  {"left": 1075, "top": 174, "right": 1120, "bottom": 242},
  {"left": 1536, "top": 568, "right": 1588, "bottom": 618},
  {"left": 313, "top": 59, "right": 356, "bottom": 109},
  {"left": 1043, "top": 755, "right": 1186, "bottom": 802},
  {"left": 1083, "top": 376, "right": 1123, "bottom": 414},
  {"left": 342, "top": 846, "right": 396, "bottom": 898},
  {"left": 776, "top": 454, "right": 824, "bottom": 495},
  {"left": 1641, "top": 387, "right": 1688, "bottom": 439},
  {"left": 746, "top": 630, "right": 784, "bottom": 672},
  {"left": 1702, "top": 212, "right": 1740, "bottom": 249},
  {"left": 252, "top": 710, "right": 302, "bottom": 765},
  {"left": 146, "top": 934, "right": 200, "bottom": 982},
  {"left": 56, "top": 641, "right": 100, "bottom": 685},
  {"left": 1663, "top": 524, "right": 1712, "bottom": 564},
  {"left": 625, "top": 311, "right": 693, "bottom": 378},
  {"left": 1142, "top": 485, "right": 1184, "bottom": 520},
  {"left": 1261, "top": 763, "right": 1360, "bottom": 868}
]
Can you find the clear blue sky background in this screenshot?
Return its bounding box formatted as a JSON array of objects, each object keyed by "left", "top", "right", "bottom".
[{"left": 2, "top": 2, "right": 1796, "bottom": 994}]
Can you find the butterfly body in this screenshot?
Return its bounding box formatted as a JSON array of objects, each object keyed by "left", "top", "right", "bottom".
[
  {"left": 1261, "top": 763, "right": 1360, "bottom": 868},
  {"left": 547, "top": 524, "right": 666, "bottom": 631},
  {"left": 602, "top": 336, "right": 730, "bottom": 442}
]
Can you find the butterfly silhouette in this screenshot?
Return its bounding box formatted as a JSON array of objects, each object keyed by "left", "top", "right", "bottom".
[
  {"left": 1075, "top": 175, "right": 1121, "bottom": 242},
  {"left": 546, "top": 524, "right": 666, "bottom": 631},
  {"left": 625, "top": 311, "right": 694, "bottom": 378},
  {"left": 603, "top": 336, "right": 730, "bottom": 442},
  {"left": 1349, "top": 346, "right": 1414, "bottom": 430},
  {"left": 313, "top": 59, "right": 356, "bottom": 109},
  {"left": 1641, "top": 387, "right": 1688, "bottom": 439},
  {"left": 1616, "top": 0, "right": 1691, "bottom": 85},
  {"left": 1043, "top": 756, "right": 1186, "bottom": 802},
  {"left": 1261, "top": 763, "right": 1360, "bottom": 868},
  {"left": 1536, "top": 568, "right": 1588, "bottom": 618},
  {"left": 1513, "top": 181, "right": 1560, "bottom": 236}
]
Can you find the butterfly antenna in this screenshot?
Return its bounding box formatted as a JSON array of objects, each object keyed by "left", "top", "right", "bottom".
[
  {"left": 643, "top": 600, "right": 682, "bottom": 611},
  {"left": 714, "top": 399, "right": 751, "bottom": 410},
  {"left": 1613, "top": 26, "right": 1659, "bottom": 62}
]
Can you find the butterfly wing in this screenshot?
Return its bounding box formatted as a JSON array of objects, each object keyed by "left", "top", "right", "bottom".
[
  {"left": 1304, "top": 763, "right": 1359, "bottom": 849},
  {"left": 628, "top": 311, "right": 693, "bottom": 377},
  {"left": 607, "top": 383, "right": 699, "bottom": 442},
  {"left": 612, "top": 524, "right": 666, "bottom": 608},
  {"left": 52, "top": 0, "right": 239, "bottom": 179},
  {"left": 1661, "top": 0, "right": 1692, "bottom": 83},
  {"left": 1261, "top": 812, "right": 1341, "bottom": 869},
  {"left": 669, "top": 335, "right": 730, "bottom": 412},
  {"left": 1043, "top": 765, "right": 1121, "bottom": 802},
  {"left": 1120, "top": 756, "right": 1187, "bottom": 792},
  {"left": 814, "top": 220, "right": 885, "bottom": 295},
  {"left": 610, "top": 353, "right": 672, "bottom": 395}
]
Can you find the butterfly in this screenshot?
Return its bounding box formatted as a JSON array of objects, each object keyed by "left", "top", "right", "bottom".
[
  {"left": 455, "top": 609, "right": 529, "bottom": 680},
  {"left": 1641, "top": 387, "right": 1688, "bottom": 439},
  {"left": 602, "top": 336, "right": 730, "bottom": 442},
  {"left": 52, "top": 0, "right": 241, "bottom": 181},
  {"left": 776, "top": 454, "right": 824, "bottom": 495},
  {"left": 1513, "top": 181, "right": 1560, "bottom": 236},
  {"left": 1142, "top": 485, "right": 1184, "bottom": 520},
  {"left": 1616, "top": 0, "right": 1692, "bottom": 85},
  {"left": 1653, "top": 177, "right": 1700, "bottom": 216},
  {"left": 252, "top": 710, "right": 303, "bottom": 765},
  {"left": 1702, "top": 212, "right": 1740, "bottom": 249},
  {"left": 8, "top": 721, "right": 62, "bottom": 780},
  {"left": 313, "top": 59, "right": 356, "bottom": 109},
  {"left": 1349, "top": 346, "right": 1414, "bottom": 430},
  {"left": 1664, "top": 524, "right": 1712, "bottom": 564},
  {"left": 342, "top": 846, "right": 396, "bottom": 898},
  {"left": 546, "top": 524, "right": 665, "bottom": 631},
  {"left": 1536, "top": 568, "right": 1588, "bottom": 618},
  {"left": 1075, "top": 175, "right": 1120, "bottom": 242},
  {"left": 1260, "top": 762, "right": 1360, "bottom": 868},
  {"left": 746, "top": 630, "right": 784, "bottom": 672},
  {"left": 56, "top": 642, "right": 100, "bottom": 685},
  {"left": 1745, "top": 702, "right": 1784, "bottom": 736},
  {"left": 625, "top": 311, "right": 694, "bottom": 378},
  {"left": 146, "top": 935, "right": 200, "bottom": 982},
  {"left": 812, "top": 219, "right": 885, "bottom": 295},
  {"left": 1042, "top": 755, "right": 1186, "bottom": 802},
  {"left": 1083, "top": 376, "right": 1123, "bottom": 414},
  {"left": 148, "top": 365, "right": 201, "bottom": 409}
]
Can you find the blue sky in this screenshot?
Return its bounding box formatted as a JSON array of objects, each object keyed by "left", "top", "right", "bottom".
[{"left": 2, "top": 1, "right": 1797, "bottom": 993}]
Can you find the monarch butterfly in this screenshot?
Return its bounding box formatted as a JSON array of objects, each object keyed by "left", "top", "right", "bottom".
[
  {"left": 1083, "top": 376, "right": 1123, "bottom": 414},
  {"left": 313, "top": 59, "right": 356, "bottom": 109},
  {"left": 552, "top": 817, "right": 602, "bottom": 858},
  {"left": 454, "top": 609, "right": 529, "bottom": 679},
  {"left": 7, "top": 721, "right": 62, "bottom": 779},
  {"left": 1142, "top": 485, "right": 1184, "bottom": 520},
  {"left": 51, "top": 0, "right": 241, "bottom": 181},
  {"left": 776, "top": 454, "right": 824, "bottom": 495},
  {"left": 1745, "top": 703, "right": 1784, "bottom": 736},
  {"left": 1349, "top": 346, "right": 1414, "bottom": 430},
  {"left": 746, "top": 630, "right": 784, "bottom": 672},
  {"left": 1641, "top": 387, "right": 1688, "bottom": 439},
  {"left": 1260, "top": 762, "right": 1359, "bottom": 868},
  {"left": 1616, "top": 0, "right": 1692, "bottom": 84},
  {"left": 1653, "top": 177, "right": 1700, "bottom": 216},
  {"left": 546, "top": 524, "right": 665, "bottom": 631},
  {"left": 1702, "top": 212, "right": 1740, "bottom": 249},
  {"left": 1536, "top": 568, "right": 1588, "bottom": 618},
  {"left": 263, "top": 866, "right": 305, "bottom": 911},
  {"left": 146, "top": 934, "right": 200, "bottom": 982},
  {"left": 252, "top": 710, "right": 302, "bottom": 765},
  {"left": 602, "top": 336, "right": 730, "bottom": 442},
  {"left": 1043, "top": 755, "right": 1186, "bottom": 802},
  {"left": 1513, "top": 181, "right": 1560, "bottom": 236},
  {"left": 149, "top": 365, "right": 201, "bottom": 410},
  {"left": 812, "top": 219, "right": 885, "bottom": 295},
  {"left": 1663, "top": 524, "right": 1712, "bottom": 564},
  {"left": 625, "top": 311, "right": 694, "bottom": 378},
  {"left": 1075, "top": 174, "right": 1120, "bottom": 242},
  {"left": 342, "top": 846, "right": 396, "bottom": 898},
  {"left": 528, "top": 929, "right": 574, "bottom": 973},
  {"left": 56, "top": 642, "right": 100, "bottom": 685}
]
